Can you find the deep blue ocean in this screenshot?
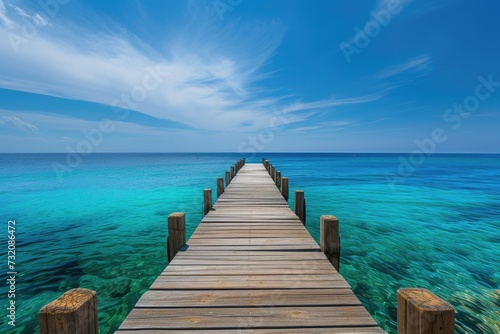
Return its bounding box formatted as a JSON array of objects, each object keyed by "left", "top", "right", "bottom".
[{"left": 1, "top": 153, "right": 499, "bottom": 333}]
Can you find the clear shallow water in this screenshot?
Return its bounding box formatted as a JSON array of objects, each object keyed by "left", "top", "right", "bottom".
[{"left": 0, "top": 153, "right": 499, "bottom": 333}]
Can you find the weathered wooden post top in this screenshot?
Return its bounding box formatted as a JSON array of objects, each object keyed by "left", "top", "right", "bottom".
[{"left": 39, "top": 288, "right": 97, "bottom": 334}]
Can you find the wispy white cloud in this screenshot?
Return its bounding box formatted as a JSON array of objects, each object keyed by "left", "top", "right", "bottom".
[
  {"left": 0, "top": 9, "right": 284, "bottom": 131},
  {"left": 33, "top": 13, "right": 49, "bottom": 27},
  {"left": 0, "top": 2, "right": 382, "bottom": 134},
  {"left": 11, "top": 4, "right": 29, "bottom": 18},
  {"left": 377, "top": 55, "right": 431, "bottom": 80},
  {"left": 283, "top": 95, "right": 382, "bottom": 114},
  {"left": 0, "top": 115, "right": 40, "bottom": 132},
  {"left": 291, "top": 125, "right": 322, "bottom": 132},
  {"left": 0, "top": 0, "right": 15, "bottom": 28},
  {"left": 0, "top": 1, "right": 49, "bottom": 28},
  {"left": 321, "top": 120, "right": 356, "bottom": 127}
]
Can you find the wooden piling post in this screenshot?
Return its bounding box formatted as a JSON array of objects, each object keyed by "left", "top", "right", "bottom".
[
  {"left": 167, "top": 212, "right": 186, "bottom": 262},
  {"left": 39, "top": 288, "right": 98, "bottom": 334},
  {"left": 231, "top": 166, "right": 235, "bottom": 179},
  {"left": 398, "top": 288, "right": 455, "bottom": 334},
  {"left": 264, "top": 159, "right": 269, "bottom": 171},
  {"left": 242, "top": 158, "right": 245, "bottom": 166},
  {"left": 203, "top": 189, "right": 212, "bottom": 216},
  {"left": 217, "top": 178, "right": 224, "bottom": 198},
  {"left": 281, "top": 177, "right": 289, "bottom": 201},
  {"left": 320, "top": 215, "right": 340, "bottom": 271},
  {"left": 276, "top": 171, "right": 281, "bottom": 190},
  {"left": 225, "top": 171, "right": 231, "bottom": 187},
  {"left": 294, "top": 190, "right": 305, "bottom": 224}
]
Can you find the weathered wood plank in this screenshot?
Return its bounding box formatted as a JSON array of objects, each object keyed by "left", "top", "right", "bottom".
[
  {"left": 119, "top": 306, "right": 380, "bottom": 330},
  {"left": 136, "top": 289, "right": 363, "bottom": 308},
  {"left": 116, "top": 329, "right": 385, "bottom": 334}
]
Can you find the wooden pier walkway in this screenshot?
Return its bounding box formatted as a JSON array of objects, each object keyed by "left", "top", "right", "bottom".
[{"left": 116, "top": 162, "right": 384, "bottom": 333}]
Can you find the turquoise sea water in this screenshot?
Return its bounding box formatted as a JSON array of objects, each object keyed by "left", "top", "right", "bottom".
[{"left": 0, "top": 153, "right": 499, "bottom": 333}]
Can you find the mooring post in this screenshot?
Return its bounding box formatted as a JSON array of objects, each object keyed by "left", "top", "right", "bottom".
[
  {"left": 231, "top": 166, "right": 235, "bottom": 179},
  {"left": 242, "top": 158, "right": 245, "bottom": 166},
  {"left": 217, "top": 177, "right": 224, "bottom": 198},
  {"left": 294, "top": 190, "right": 305, "bottom": 224},
  {"left": 281, "top": 177, "right": 289, "bottom": 201},
  {"left": 276, "top": 171, "right": 281, "bottom": 190},
  {"left": 203, "top": 189, "right": 212, "bottom": 216},
  {"left": 225, "top": 171, "right": 231, "bottom": 187},
  {"left": 398, "top": 288, "right": 455, "bottom": 334},
  {"left": 264, "top": 159, "right": 269, "bottom": 171},
  {"left": 320, "top": 215, "right": 340, "bottom": 271},
  {"left": 167, "top": 212, "right": 186, "bottom": 262},
  {"left": 39, "top": 288, "right": 98, "bottom": 334}
]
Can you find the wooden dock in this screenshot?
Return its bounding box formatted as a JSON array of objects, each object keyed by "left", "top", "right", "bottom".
[{"left": 116, "top": 162, "right": 385, "bottom": 333}]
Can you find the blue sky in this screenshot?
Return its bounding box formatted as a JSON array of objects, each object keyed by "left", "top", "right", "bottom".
[{"left": 0, "top": 0, "right": 499, "bottom": 153}]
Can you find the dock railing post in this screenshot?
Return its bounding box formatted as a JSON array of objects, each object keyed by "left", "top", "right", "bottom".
[
  {"left": 225, "top": 171, "right": 231, "bottom": 187},
  {"left": 242, "top": 158, "right": 245, "bottom": 166},
  {"left": 231, "top": 166, "right": 235, "bottom": 179},
  {"left": 281, "top": 177, "right": 289, "bottom": 201},
  {"left": 398, "top": 288, "right": 455, "bottom": 334},
  {"left": 217, "top": 177, "right": 224, "bottom": 198},
  {"left": 39, "top": 288, "right": 98, "bottom": 334},
  {"left": 203, "top": 189, "right": 212, "bottom": 216},
  {"left": 167, "top": 212, "right": 186, "bottom": 262},
  {"left": 294, "top": 190, "right": 305, "bottom": 224},
  {"left": 320, "top": 215, "right": 340, "bottom": 271},
  {"left": 276, "top": 171, "right": 281, "bottom": 190}
]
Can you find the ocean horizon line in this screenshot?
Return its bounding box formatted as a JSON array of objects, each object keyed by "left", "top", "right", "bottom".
[{"left": 1, "top": 151, "right": 500, "bottom": 155}]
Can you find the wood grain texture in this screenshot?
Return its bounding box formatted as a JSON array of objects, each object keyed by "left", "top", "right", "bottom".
[
  {"left": 398, "top": 288, "right": 454, "bottom": 334},
  {"left": 118, "top": 163, "right": 383, "bottom": 332},
  {"left": 39, "top": 288, "right": 98, "bottom": 334},
  {"left": 167, "top": 212, "right": 186, "bottom": 263}
]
